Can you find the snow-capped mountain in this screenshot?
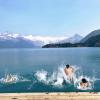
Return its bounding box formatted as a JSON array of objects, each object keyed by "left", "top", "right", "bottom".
[
  {"left": 0, "top": 32, "right": 83, "bottom": 48},
  {"left": 23, "top": 35, "right": 67, "bottom": 45},
  {"left": 57, "top": 34, "right": 83, "bottom": 44},
  {"left": 0, "top": 32, "right": 67, "bottom": 48}
]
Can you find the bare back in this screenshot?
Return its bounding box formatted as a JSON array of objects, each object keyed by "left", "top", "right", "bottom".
[
  {"left": 64, "top": 67, "right": 73, "bottom": 81},
  {"left": 64, "top": 67, "right": 73, "bottom": 76}
]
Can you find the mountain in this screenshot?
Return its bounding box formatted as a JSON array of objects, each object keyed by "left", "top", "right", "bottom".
[
  {"left": 1, "top": 29, "right": 100, "bottom": 48},
  {"left": 23, "top": 35, "right": 66, "bottom": 45},
  {"left": 0, "top": 32, "right": 42, "bottom": 48},
  {"left": 58, "top": 34, "right": 83, "bottom": 44},
  {"left": 43, "top": 29, "right": 100, "bottom": 48},
  {"left": 0, "top": 32, "right": 67, "bottom": 48},
  {"left": 81, "top": 29, "right": 100, "bottom": 43},
  {"left": 80, "top": 29, "right": 100, "bottom": 46},
  {"left": 42, "top": 34, "right": 84, "bottom": 48}
]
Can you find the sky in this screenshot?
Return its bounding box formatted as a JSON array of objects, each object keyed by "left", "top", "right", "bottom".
[{"left": 0, "top": 0, "right": 100, "bottom": 37}]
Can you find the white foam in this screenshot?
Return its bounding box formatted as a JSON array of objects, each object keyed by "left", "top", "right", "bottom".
[
  {"left": 35, "top": 70, "right": 48, "bottom": 83},
  {"left": 0, "top": 73, "right": 30, "bottom": 84}
]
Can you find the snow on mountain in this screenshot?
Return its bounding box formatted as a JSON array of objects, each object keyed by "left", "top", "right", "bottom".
[
  {"left": 0, "top": 32, "right": 83, "bottom": 48},
  {"left": 0, "top": 32, "right": 20, "bottom": 40},
  {"left": 58, "top": 34, "right": 83, "bottom": 44},
  {"left": 23, "top": 35, "right": 67, "bottom": 45},
  {"left": 0, "top": 32, "right": 67, "bottom": 47}
]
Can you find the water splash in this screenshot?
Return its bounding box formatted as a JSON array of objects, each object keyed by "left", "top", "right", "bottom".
[
  {"left": 0, "top": 73, "right": 30, "bottom": 84},
  {"left": 34, "top": 65, "right": 79, "bottom": 86},
  {"left": 34, "top": 64, "right": 95, "bottom": 90},
  {"left": 0, "top": 64, "right": 96, "bottom": 91}
]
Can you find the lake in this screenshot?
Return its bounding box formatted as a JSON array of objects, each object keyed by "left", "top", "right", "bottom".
[{"left": 0, "top": 48, "right": 100, "bottom": 92}]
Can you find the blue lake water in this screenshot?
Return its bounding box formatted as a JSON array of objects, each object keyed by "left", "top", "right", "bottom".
[{"left": 0, "top": 48, "right": 100, "bottom": 93}]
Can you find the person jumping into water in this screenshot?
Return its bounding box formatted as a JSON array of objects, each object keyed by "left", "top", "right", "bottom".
[
  {"left": 64, "top": 64, "right": 74, "bottom": 82},
  {"left": 79, "top": 78, "right": 89, "bottom": 89}
]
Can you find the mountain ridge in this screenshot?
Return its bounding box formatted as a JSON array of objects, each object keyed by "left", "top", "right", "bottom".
[
  {"left": 43, "top": 29, "right": 100, "bottom": 48},
  {"left": 0, "top": 32, "right": 82, "bottom": 48},
  {"left": 80, "top": 29, "right": 100, "bottom": 43}
]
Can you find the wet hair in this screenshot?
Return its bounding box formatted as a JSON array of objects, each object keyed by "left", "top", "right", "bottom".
[
  {"left": 66, "top": 64, "right": 70, "bottom": 68},
  {"left": 81, "top": 78, "right": 88, "bottom": 83}
]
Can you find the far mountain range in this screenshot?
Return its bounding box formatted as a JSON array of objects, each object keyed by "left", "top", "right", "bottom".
[
  {"left": 0, "top": 29, "right": 100, "bottom": 48},
  {"left": 0, "top": 32, "right": 83, "bottom": 48},
  {"left": 43, "top": 29, "right": 100, "bottom": 48}
]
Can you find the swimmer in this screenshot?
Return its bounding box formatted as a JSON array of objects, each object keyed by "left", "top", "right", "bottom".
[
  {"left": 4, "top": 74, "right": 18, "bottom": 83},
  {"left": 64, "top": 64, "right": 74, "bottom": 82},
  {"left": 80, "top": 78, "right": 89, "bottom": 89}
]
